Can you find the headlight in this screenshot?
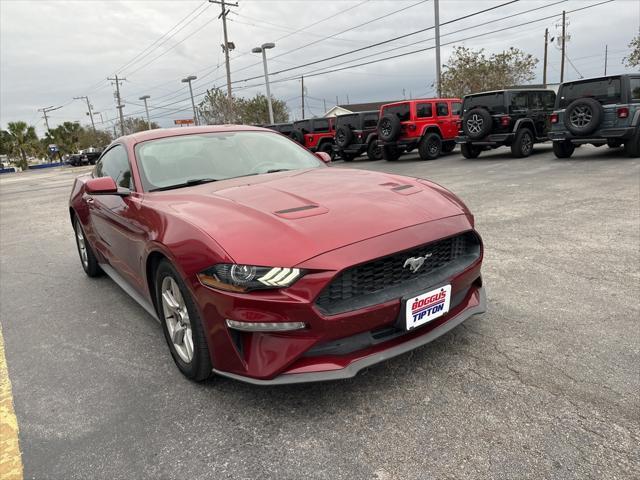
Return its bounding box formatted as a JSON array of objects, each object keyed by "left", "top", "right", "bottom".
[{"left": 197, "top": 264, "right": 304, "bottom": 292}]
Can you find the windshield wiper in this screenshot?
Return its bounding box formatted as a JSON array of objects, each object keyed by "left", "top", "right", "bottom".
[
  {"left": 265, "top": 169, "right": 291, "bottom": 173},
  {"left": 149, "top": 178, "right": 218, "bottom": 192}
]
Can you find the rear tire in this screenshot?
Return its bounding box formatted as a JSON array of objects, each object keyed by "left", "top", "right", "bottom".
[
  {"left": 511, "top": 128, "right": 534, "bottom": 158},
  {"left": 367, "top": 140, "right": 383, "bottom": 160},
  {"left": 461, "top": 144, "right": 481, "bottom": 159},
  {"left": 341, "top": 152, "right": 355, "bottom": 162},
  {"left": 552, "top": 140, "right": 575, "bottom": 159},
  {"left": 73, "top": 217, "right": 103, "bottom": 277},
  {"left": 318, "top": 142, "right": 335, "bottom": 160},
  {"left": 418, "top": 133, "right": 442, "bottom": 160},
  {"left": 156, "top": 260, "right": 212, "bottom": 382},
  {"left": 607, "top": 139, "right": 623, "bottom": 148},
  {"left": 623, "top": 128, "right": 640, "bottom": 158},
  {"left": 382, "top": 145, "right": 401, "bottom": 161}
]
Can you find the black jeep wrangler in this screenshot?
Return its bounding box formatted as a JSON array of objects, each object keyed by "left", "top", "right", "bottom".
[
  {"left": 264, "top": 122, "right": 294, "bottom": 137},
  {"left": 333, "top": 110, "right": 382, "bottom": 161},
  {"left": 549, "top": 74, "right": 640, "bottom": 158},
  {"left": 456, "top": 89, "right": 556, "bottom": 158}
]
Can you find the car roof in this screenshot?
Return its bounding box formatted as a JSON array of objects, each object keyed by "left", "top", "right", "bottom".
[
  {"left": 116, "top": 125, "right": 270, "bottom": 146},
  {"left": 465, "top": 89, "right": 555, "bottom": 97},
  {"left": 559, "top": 74, "right": 632, "bottom": 85},
  {"left": 381, "top": 98, "right": 461, "bottom": 107}
]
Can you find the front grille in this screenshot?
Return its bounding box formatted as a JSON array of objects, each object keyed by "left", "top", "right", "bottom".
[{"left": 315, "top": 232, "right": 481, "bottom": 315}]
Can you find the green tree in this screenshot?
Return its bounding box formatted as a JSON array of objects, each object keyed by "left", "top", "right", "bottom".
[
  {"left": 237, "top": 93, "right": 289, "bottom": 125},
  {"left": 46, "top": 121, "right": 84, "bottom": 154},
  {"left": 116, "top": 117, "right": 160, "bottom": 136},
  {"left": 440, "top": 46, "right": 538, "bottom": 98},
  {"left": 3, "top": 121, "right": 40, "bottom": 169},
  {"left": 198, "top": 87, "right": 290, "bottom": 125},
  {"left": 623, "top": 35, "right": 640, "bottom": 68},
  {"left": 198, "top": 88, "right": 239, "bottom": 125}
]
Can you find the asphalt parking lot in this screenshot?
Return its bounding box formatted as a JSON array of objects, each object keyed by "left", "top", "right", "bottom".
[{"left": 1, "top": 144, "right": 638, "bottom": 480}]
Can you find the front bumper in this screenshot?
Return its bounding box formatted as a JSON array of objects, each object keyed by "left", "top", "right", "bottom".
[
  {"left": 191, "top": 216, "right": 484, "bottom": 384},
  {"left": 549, "top": 127, "right": 636, "bottom": 143},
  {"left": 333, "top": 143, "right": 366, "bottom": 155},
  {"left": 455, "top": 133, "right": 514, "bottom": 146},
  {"left": 213, "top": 286, "right": 485, "bottom": 384}
]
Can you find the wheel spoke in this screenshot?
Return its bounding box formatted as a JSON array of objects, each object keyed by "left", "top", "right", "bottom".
[{"left": 162, "top": 291, "right": 179, "bottom": 312}]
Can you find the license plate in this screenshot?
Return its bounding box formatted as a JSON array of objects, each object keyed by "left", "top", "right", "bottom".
[{"left": 405, "top": 285, "right": 451, "bottom": 330}]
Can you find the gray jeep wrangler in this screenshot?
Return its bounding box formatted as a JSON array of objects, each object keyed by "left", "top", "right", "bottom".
[{"left": 549, "top": 74, "right": 640, "bottom": 158}]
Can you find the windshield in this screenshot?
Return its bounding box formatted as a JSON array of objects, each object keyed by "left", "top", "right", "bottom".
[
  {"left": 135, "top": 131, "right": 323, "bottom": 192},
  {"left": 558, "top": 77, "right": 621, "bottom": 108}
]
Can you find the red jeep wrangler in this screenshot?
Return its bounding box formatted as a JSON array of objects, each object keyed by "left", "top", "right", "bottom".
[
  {"left": 290, "top": 118, "right": 336, "bottom": 158},
  {"left": 377, "top": 98, "right": 461, "bottom": 160}
]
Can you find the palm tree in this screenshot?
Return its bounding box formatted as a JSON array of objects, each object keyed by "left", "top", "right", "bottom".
[{"left": 5, "top": 121, "right": 39, "bottom": 168}]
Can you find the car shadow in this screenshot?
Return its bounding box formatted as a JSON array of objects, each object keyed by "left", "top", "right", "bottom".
[{"left": 201, "top": 322, "right": 475, "bottom": 413}]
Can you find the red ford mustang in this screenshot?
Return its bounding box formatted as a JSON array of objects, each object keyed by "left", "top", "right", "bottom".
[{"left": 69, "top": 126, "right": 485, "bottom": 384}]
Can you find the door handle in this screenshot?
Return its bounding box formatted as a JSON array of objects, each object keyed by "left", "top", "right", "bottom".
[{"left": 85, "top": 197, "right": 94, "bottom": 205}]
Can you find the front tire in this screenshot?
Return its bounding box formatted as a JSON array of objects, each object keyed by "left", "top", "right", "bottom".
[
  {"left": 552, "top": 140, "right": 575, "bottom": 159},
  {"left": 156, "top": 260, "right": 212, "bottom": 381},
  {"left": 461, "top": 143, "right": 482, "bottom": 159},
  {"left": 418, "top": 133, "right": 442, "bottom": 160},
  {"left": 511, "top": 128, "right": 534, "bottom": 158},
  {"left": 74, "top": 217, "right": 102, "bottom": 277},
  {"left": 318, "top": 142, "right": 335, "bottom": 161}
]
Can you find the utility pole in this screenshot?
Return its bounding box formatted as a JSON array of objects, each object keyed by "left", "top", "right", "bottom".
[
  {"left": 38, "top": 105, "right": 62, "bottom": 134},
  {"left": 604, "top": 45, "right": 608, "bottom": 75},
  {"left": 323, "top": 98, "right": 327, "bottom": 113},
  {"left": 74, "top": 96, "right": 96, "bottom": 131},
  {"left": 301, "top": 75, "right": 305, "bottom": 119},
  {"left": 434, "top": 0, "right": 442, "bottom": 97},
  {"left": 139, "top": 95, "right": 152, "bottom": 130},
  {"left": 543, "top": 28, "right": 549, "bottom": 88},
  {"left": 209, "top": 0, "right": 238, "bottom": 100},
  {"left": 560, "top": 10, "right": 566, "bottom": 83},
  {"left": 107, "top": 75, "right": 126, "bottom": 136}
]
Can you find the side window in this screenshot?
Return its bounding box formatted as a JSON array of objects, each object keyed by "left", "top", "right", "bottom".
[
  {"left": 451, "top": 102, "right": 462, "bottom": 116},
  {"left": 416, "top": 103, "right": 433, "bottom": 118},
  {"left": 529, "top": 92, "right": 543, "bottom": 110},
  {"left": 94, "top": 145, "right": 133, "bottom": 190},
  {"left": 436, "top": 102, "right": 449, "bottom": 116},
  {"left": 509, "top": 92, "right": 528, "bottom": 112},
  {"left": 385, "top": 104, "right": 411, "bottom": 122},
  {"left": 313, "top": 119, "right": 330, "bottom": 132},
  {"left": 630, "top": 78, "right": 640, "bottom": 103},
  {"left": 543, "top": 91, "right": 556, "bottom": 109},
  {"left": 363, "top": 113, "right": 379, "bottom": 129}
]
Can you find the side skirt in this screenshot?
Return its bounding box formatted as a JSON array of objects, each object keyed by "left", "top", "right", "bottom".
[{"left": 99, "top": 263, "right": 160, "bottom": 323}]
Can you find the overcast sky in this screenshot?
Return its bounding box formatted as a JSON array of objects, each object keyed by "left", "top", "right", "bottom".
[{"left": 1, "top": 0, "right": 638, "bottom": 135}]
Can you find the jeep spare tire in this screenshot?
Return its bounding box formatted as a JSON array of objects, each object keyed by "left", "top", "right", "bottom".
[
  {"left": 335, "top": 126, "right": 354, "bottom": 148},
  {"left": 462, "top": 108, "right": 492, "bottom": 139},
  {"left": 378, "top": 115, "right": 401, "bottom": 142},
  {"left": 290, "top": 129, "right": 304, "bottom": 144},
  {"left": 564, "top": 98, "right": 603, "bottom": 136}
]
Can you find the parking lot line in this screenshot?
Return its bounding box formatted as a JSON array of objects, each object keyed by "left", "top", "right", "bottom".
[{"left": 0, "top": 324, "right": 23, "bottom": 480}]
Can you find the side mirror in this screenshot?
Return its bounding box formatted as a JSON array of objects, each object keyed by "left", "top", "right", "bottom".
[
  {"left": 315, "top": 151, "right": 332, "bottom": 164},
  {"left": 86, "top": 177, "right": 129, "bottom": 196}
]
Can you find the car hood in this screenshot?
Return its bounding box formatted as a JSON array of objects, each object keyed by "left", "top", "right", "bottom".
[{"left": 158, "top": 168, "right": 468, "bottom": 266}]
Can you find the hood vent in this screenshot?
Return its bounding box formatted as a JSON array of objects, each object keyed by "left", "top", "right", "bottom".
[{"left": 273, "top": 204, "right": 328, "bottom": 219}]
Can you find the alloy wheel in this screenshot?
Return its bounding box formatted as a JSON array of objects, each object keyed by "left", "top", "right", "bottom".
[
  {"left": 161, "top": 276, "right": 194, "bottom": 364},
  {"left": 466, "top": 114, "right": 483, "bottom": 134},
  {"left": 570, "top": 105, "right": 592, "bottom": 128},
  {"left": 522, "top": 132, "right": 533, "bottom": 154},
  {"left": 75, "top": 222, "right": 88, "bottom": 269}
]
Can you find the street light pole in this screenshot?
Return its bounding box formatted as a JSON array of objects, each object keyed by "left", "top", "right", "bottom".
[
  {"left": 434, "top": 0, "right": 442, "bottom": 97},
  {"left": 139, "top": 95, "right": 152, "bottom": 130},
  {"left": 252, "top": 42, "right": 276, "bottom": 124},
  {"left": 181, "top": 75, "right": 199, "bottom": 126}
]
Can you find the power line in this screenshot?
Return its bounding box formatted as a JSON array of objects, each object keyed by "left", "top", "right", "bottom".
[
  {"left": 117, "top": 1, "right": 210, "bottom": 75},
  {"left": 95, "top": 0, "right": 613, "bottom": 125}
]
